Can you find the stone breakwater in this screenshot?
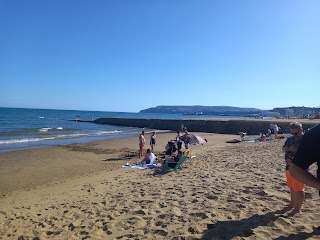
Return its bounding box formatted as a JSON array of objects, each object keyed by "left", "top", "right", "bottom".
[{"left": 93, "top": 118, "right": 319, "bottom": 134}]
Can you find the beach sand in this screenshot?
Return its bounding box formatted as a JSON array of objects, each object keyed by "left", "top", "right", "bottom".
[{"left": 1, "top": 132, "right": 320, "bottom": 239}]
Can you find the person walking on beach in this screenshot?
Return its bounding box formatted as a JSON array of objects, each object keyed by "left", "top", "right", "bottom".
[
  {"left": 150, "top": 131, "right": 156, "bottom": 152},
  {"left": 290, "top": 124, "right": 320, "bottom": 193},
  {"left": 282, "top": 122, "right": 305, "bottom": 215},
  {"left": 139, "top": 131, "right": 145, "bottom": 158}
]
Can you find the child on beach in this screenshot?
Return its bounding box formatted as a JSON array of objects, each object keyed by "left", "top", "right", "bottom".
[{"left": 282, "top": 122, "right": 305, "bottom": 215}]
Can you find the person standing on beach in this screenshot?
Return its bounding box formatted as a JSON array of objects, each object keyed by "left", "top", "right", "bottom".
[
  {"left": 290, "top": 124, "right": 320, "bottom": 192},
  {"left": 176, "top": 131, "right": 183, "bottom": 150},
  {"left": 270, "top": 123, "right": 280, "bottom": 139},
  {"left": 139, "top": 131, "right": 145, "bottom": 158},
  {"left": 282, "top": 122, "right": 305, "bottom": 215},
  {"left": 183, "top": 129, "right": 190, "bottom": 150},
  {"left": 150, "top": 131, "right": 156, "bottom": 152}
]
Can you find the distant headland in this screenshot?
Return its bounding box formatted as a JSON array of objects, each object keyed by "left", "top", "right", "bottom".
[{"left": 139, "top": 105, "right": 320, "bottom": 119}]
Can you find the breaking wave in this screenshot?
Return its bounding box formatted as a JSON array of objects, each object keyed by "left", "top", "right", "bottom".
[{"left": 0, "top": 130, "right": 123, "bottom": 145}]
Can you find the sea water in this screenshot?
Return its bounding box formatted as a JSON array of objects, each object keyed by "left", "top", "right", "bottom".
[{"left": 0, "top": 107, "right": 244, "bottom": 153}]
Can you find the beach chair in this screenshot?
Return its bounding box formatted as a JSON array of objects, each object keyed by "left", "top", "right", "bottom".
[{"left": 164, "top": 156, "right": 188, "bottom": 171}]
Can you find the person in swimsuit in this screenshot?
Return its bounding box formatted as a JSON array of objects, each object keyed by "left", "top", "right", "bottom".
[
  {"left": 139, "top": 131, "right": 145, "bottom": 158},
  {"left": 150, "top": 131, "right": 156, "bottom": 152}
]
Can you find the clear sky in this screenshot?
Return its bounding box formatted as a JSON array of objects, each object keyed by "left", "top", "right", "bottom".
[{"left": 1, "top": 0, "right": 319, "bottom": 112}]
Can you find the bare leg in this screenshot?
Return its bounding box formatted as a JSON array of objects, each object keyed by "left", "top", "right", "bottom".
[
  {"left": 290, "top": 191, "right": 304, "bottom": 216},
  {"left": 289, "top": 188, "right": 296, "bottom": 208},
  {"left": 159, "top": 159, "right": 164, "bottom": 168}
]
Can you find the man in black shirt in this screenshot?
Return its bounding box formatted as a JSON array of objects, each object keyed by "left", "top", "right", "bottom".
[{"left": 290, "top": 124, "right": 320, "bottom": 191}]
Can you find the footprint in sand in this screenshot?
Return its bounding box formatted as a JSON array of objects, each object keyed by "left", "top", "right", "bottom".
[{"left": 190, "top": 212, "right": 209, "bottom": 219}]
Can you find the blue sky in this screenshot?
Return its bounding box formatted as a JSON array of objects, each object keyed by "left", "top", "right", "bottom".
[{"left": 1, "top": 0, "right": 319, "bottom": 112}]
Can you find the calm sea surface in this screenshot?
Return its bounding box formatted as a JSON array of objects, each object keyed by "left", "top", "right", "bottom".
[{"left": 0, "top": 107, "right": 244, "bottom": 153}]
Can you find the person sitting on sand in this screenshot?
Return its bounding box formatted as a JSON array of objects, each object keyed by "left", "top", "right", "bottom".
[
  {"left": 238, "top": 132, "right": 247, "bottom": 140},
  {"left": 282, "top": 122, "right": 305, "bottom": 216},
  {"left": 141, "top": 149, "right": 156, "bottom": 165},
  {"left": 266, "top": 129, "right": 272, "bottom": 137},
  {"left": 158, "top": 150, "right": 183, "bottom": 170},
  {"left": 257, "top": 133, "right": 266, "bottom": 141}
]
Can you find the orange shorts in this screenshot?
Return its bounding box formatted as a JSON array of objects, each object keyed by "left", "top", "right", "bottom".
[{"left": 286, "top": 170, "right": 305, "bottom": 191}]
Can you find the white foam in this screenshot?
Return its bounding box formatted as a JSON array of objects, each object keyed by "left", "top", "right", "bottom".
[
  {"left": 0, "top": 137, "right": 55, "bottom": 144},
  {"left": 95, "top": 130, "right": 122, "bottom": 135},
  {"left": 39, "top": 127, "right": 53, "bottom": 132},
  {"left": 144, "top": 130, "right": 171, "bottom": 134},
  {"left": 0, "top": 130, "right": 124, "bottom": 145}
]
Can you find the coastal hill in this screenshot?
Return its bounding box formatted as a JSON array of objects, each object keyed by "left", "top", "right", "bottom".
[{"left": 139, "top": 105, "right": 279, "bottom": 117}]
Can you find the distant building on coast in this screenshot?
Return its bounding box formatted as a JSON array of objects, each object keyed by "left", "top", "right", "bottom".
[
  {"left": 274, "top": 106, "right": 320, "bottom": 119},
  {"left": 285, "top": 109, "right": 295, "bottom": 118}
]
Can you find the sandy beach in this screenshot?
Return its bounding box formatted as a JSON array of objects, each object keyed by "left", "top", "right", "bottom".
[{"left": 1, "top": 132, "right": 320, "bottom": 239}]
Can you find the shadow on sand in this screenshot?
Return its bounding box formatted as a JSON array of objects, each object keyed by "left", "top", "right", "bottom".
[
  {"left": 201, "top": 207, "right": 320, "bottom": 240},
  {"left": 274, "top": 227, "right": 320, "bottom": 240}
]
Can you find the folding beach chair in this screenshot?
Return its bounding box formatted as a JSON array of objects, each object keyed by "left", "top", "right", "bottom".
[{"left": 164, "top": 156, "right": 188, "bottom": 171}]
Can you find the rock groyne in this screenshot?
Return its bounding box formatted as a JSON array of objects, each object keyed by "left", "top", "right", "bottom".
[{"left": 93, "top": 118, "right": 319, "bottom": 134}]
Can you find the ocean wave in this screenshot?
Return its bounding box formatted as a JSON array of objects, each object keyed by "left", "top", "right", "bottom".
[
  {"left": 0, "top": 137, "right": 56, "bottom": 144},
  {"left": 95, "top": 130, "right": 122, "bottom": 135},
  {"left": 144, "top": 130, "right": 171, "bottom": 134},
  {"left": 0, "top": 130, "right": 123, "bottom": 145},
  {"left": 39, "top": 127, "right": 64, "bottom": 131},
  {"left": 39, "top": 127, "right": 53, "bottom": 132}
]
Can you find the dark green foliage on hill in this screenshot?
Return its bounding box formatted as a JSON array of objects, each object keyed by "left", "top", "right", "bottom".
[{"left": 140, "top": 105, "right": 278, "bottom": 117}]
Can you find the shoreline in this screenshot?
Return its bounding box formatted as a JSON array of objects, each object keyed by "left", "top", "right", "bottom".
[{"left": 0, "top": 131, "right": 179, "bottom": 195}]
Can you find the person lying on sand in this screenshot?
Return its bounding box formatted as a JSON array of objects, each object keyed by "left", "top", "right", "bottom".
[{"left": 257, "top": 133, "right": 266, "bottom": 141}]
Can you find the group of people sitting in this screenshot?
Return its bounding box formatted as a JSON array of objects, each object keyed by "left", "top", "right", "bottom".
[
  {"left": 138, "top": 128, "right": 191, "bottom": 171},
  {"left": 140, "top": 148, "right": 184, "bottom": 171},
  {"left": 238, "top": 124, "right": 283, "bottom": 142}
]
